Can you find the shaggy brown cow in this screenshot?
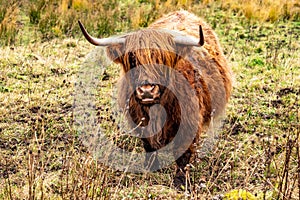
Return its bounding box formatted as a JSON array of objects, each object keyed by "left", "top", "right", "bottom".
[{"left": 78, "top": 10, "right": 232, "bottom": 187}]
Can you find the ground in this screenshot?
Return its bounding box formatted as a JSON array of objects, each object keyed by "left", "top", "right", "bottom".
[{"left": 0, "top": 2, "right": 299, "bottom": 199}]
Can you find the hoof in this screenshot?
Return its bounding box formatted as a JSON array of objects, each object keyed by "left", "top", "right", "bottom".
[{"left": 173, "top": 171, "right": 186, "bottom": 190}]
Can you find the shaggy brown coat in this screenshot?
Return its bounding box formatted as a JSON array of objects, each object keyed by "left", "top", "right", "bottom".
[{"left": 105, "top": 10, "right": 232, "bottom": 186}]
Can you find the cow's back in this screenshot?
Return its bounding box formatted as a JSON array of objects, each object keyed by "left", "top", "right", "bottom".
[{"left": 150, "top": 10, "right": 232, "bottom": 118}]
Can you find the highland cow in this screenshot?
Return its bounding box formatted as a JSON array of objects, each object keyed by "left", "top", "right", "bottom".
[{"left": 78, "top": 10, "right": 232, "bottom": 187}]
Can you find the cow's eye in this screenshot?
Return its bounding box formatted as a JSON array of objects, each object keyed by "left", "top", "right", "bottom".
[{"left": 128, "top": 52, "right": 136, "bottom": 69}]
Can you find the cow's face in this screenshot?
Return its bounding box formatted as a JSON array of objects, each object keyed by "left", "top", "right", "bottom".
[
  {"left": 124, "top": 59, "right": 172, "bottom": 105},
  {"left": 110, "top": 30, "right": 181, "bottom": 105},
  {"left": 78, "top": 21, "right": 204, "bottom": 105},
  {"left": 123, "top": 48, "right": 178, "bottom": 105}
]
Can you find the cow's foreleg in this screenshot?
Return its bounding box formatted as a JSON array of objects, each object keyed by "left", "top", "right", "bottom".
[
  {"left": 174, "top": 148, "right": 192, "bottom": 188},
  {"left": 142, "top": 138, "right": 160, "bottom": 171}
]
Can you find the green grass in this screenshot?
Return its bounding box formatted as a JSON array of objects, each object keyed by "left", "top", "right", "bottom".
[{"left": 0, "top": 1, "right": 300, "bottom": 199}]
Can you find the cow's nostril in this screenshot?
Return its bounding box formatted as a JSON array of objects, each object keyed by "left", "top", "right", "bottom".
[
  {"left": 136, "top": 87, "right": 144, "bottom": 96},
  {"left": 151, "top": 85, "right": 160, "bottom": 94},
  {"left": 136, "top": 84, "right": 160, "bottom": 103}
]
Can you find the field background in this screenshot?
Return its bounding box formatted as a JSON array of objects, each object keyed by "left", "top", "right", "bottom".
[{"left": 0, "top": 0, "right": 299, "bottom": 199}]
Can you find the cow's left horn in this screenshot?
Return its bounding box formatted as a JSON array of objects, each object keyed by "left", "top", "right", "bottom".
[
  {"left": 174, "top": 25, "right": 204, "bottom": 46},
  {"left": 78, "top": 20, "right": 125, "bottom": 46}
]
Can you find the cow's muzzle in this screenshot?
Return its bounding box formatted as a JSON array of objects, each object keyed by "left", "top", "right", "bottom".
[{"left": 135, "top": 84, "right": 161, "bottom": 105}]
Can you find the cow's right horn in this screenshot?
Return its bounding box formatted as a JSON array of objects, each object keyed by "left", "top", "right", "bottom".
[
  {"left": 174, "top": 25, "right": 204, "bottom": 46},
  {"left": 78, "top": 20, "right": 125, "bottom": 46}
]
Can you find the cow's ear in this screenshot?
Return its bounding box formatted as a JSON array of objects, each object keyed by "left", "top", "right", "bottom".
[{"left": 106, "top": 44, "right": 125, "bottom": 64}]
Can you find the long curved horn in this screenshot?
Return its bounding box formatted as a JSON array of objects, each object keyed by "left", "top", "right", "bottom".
[
  {"left": 78, "top": 20, "right": 125, "bottom": 46},
  {"left": 174, "top": 25, "right": 204, "bottom": 46}
]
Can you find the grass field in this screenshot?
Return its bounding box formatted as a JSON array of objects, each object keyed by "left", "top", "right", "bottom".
[{"left": 0, "top": 0, "right": 299, "bottom": 199}]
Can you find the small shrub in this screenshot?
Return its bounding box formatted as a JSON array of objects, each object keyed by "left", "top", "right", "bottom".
[
  {"left": 38, "top": 10, "right": 59, "bottom": 40},
  {"left": 0, "top": 1, "right": 20, "bottom": 45},
  {"left": 72, "top": 0, "right": 89, "bottom": 11},
  {"left": 28, "top": 0, "right": 45, "bottom": 24},
  {"left": 204, "top": 0, "right": 300, "bottom": 22},
  {"left": 249, "top": 58, "right": 264, "bottom": 67},
  {"left": 224, "top": 189, "right": 256, "bottom": 200}
]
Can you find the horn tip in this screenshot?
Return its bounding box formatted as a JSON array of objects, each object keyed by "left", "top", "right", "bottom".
[
  {"left": 78, "top": 20, "right": 84, "bottom": 29},
  {"left": 198, "top": 25, "right": 204, "bottom": 46}
]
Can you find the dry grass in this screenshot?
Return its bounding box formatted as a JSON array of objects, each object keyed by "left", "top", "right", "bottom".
[
  {"left": 216, "top": 0, "right": 300, "bottom": 22},
  {"left": 1, "top": 0, "right": 299, "bottom": 45},
  {"left": 0, "top": 0, "right": 20, "bottom": 45}
]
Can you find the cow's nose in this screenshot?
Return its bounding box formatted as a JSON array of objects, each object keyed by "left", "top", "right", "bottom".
[{"left": 136, "top": 84, "right": 160, "bottom": 104}]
